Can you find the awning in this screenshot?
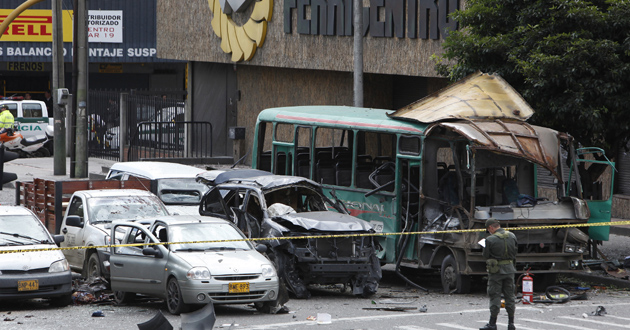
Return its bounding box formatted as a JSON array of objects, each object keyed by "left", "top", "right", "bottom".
[{"left": 391, "top": 72, "right": 534, "bottom": 123}]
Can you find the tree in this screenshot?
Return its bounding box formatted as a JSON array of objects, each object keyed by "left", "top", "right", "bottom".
[{"left": 435, "top": 0, "right": 630, "bottom": 168}]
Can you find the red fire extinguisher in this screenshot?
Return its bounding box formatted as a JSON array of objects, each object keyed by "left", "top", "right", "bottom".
[{"left": 522, "top": 270, "right": 534, "bottom": 304}]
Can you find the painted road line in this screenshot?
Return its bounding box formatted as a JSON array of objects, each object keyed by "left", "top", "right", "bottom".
[
  {"left": 437, "top": 324, "right": 477, "bottom": 330},
  {"left": 559, "top": 316, "right": 630, "bottom": 328},
  {"left": 394, "top": 326, "right": 436, "bottom": 330},
  {"left": 495, "top": 322, "right": 539, "bottom": 330},
  {"left": 520, "top": 318, "right": 598, "bottom": 330},
  {"left": 606, "top": 315, "right": 630, "bottom": 321}
]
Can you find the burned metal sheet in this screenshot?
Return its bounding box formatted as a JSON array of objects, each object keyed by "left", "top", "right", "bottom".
[
  {"left": 391, "top": 72, "right": 534, "bottom": 123},
  {"left": 428, "top": 119, "right": 560, "bottom": 178}
]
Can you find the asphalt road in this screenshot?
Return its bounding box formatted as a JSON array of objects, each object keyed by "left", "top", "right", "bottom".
[{"left": 2, "top": 267, "right": 630, "bottom": 330}]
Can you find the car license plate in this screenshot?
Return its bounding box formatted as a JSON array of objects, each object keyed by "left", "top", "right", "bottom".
[
  {"left": 18, "top": 280, "right": 39, "bottom": 291},
  {"left": 228, "top": 282, "right": 249, "bottom": 293}
]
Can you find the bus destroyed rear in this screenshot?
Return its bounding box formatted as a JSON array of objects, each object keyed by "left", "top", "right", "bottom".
[{"left": 252, "top": 72, "right": 614, "bottom": 294}]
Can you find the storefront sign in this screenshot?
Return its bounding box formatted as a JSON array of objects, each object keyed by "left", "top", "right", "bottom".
[
  {"left": 284, "top": 0, "right": 459, "bottom": 39},
  {"left": 6, "top": 61, "right": 44, "bottom": 71},
  {"left": 0, "top": 9, "right": 73, "bottom": 42},
  {"left": 1, "top": 9, "right": 123, "bottom": 43},
  {"left": 88, "top": 10, "right": 123, "bottom": 43}
]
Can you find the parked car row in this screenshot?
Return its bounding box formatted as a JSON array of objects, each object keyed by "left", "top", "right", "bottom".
[{"left": 3, "top": 161, "right": 381, "bottom": 315}]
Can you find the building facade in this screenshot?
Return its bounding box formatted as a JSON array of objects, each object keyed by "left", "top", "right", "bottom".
[
  {"left": 157, "top": 0, "right": 459, "bottom": 160},
  {"left": 1, "top": 0, "right": 186, "bottom": 100}
]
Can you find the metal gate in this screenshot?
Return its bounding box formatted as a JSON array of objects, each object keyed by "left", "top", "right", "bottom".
[
  {"left": 87, "top": 90, "right": 187, "bottom": 161},
  {"left": 127, "top": 121, "right": 213, "bottom": 162}
]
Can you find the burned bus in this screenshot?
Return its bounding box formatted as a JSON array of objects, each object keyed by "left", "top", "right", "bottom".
[{"left": 250, "top": 72, "right": 614, "bottom": 293}]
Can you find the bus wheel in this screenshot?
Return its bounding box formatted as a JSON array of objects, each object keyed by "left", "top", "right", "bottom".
[{"left": 441, "top": 255, "right": 471, "bottom": 294}]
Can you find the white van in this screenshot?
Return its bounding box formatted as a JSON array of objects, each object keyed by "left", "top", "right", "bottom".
[
  {"left": 106, "top": 161, "right": 209, "bottom": 215},
  {"left": 0, "top": 97, "right": 53, "bottom": 139}
]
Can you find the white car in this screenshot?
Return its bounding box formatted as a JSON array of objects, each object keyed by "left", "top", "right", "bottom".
[
  {"left": 59, "top": 189, "right": 170, "bottom": 279},
  {"left": 106, "top": 161, "right": 209, "bottom": 215},
  {"left": 0, "top": 206, "right": 72, "bottom": 306},
  {"left": 110, "top": 215, "right": 284, "bottom": 314}
]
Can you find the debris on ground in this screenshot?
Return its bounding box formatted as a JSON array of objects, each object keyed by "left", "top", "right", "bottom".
[
  {"left": 362, "top": 307, "right": 418, "bottom": 312},
  {"left": 137, "top": 310, "right": 172, "bottom": 330},
  {"left": 316, "top": 313, "right": 332, "bottom": 324},
  {"left": 91, "top": 310, "right": 105, "bottom": 317},
  {"left": 591, "top": 306, "right": 607, "bottom": 316},
  {"left": 72, "top": 277, "right": 112, "bottom": 304}
]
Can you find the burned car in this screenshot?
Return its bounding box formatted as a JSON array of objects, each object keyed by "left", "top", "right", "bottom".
[{"left": 197, "top": 169, "right": 381, "bottom": 299}]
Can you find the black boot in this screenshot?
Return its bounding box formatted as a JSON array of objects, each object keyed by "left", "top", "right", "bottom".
[
  {"left": 479, "top": 316, "right": 497, "bottom": 330},
  {"left": 508, "top": 315, "right": 515, "bottom": 330}
]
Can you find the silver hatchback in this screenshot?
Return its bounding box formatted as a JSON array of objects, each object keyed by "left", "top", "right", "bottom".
[{"left": 109, "top": 215, "right": 282, "bottom": 314}]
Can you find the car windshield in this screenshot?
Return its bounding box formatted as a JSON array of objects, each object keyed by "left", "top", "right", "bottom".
[
  {"left": 158, "top": 178, "right": 209, "bottom": 205},
  {"left": 0, "top": 215, "right": 51, "bottom": 245},
  {"left": 88, "top": 196, "right": 168, "bottom": 223},
  {"left": 170, "top": 223, "right": 251, "bottom": 251}
]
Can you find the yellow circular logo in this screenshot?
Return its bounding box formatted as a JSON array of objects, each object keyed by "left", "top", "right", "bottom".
[{"left": 207, "top": 0, "right": 273, "bottom": 62}]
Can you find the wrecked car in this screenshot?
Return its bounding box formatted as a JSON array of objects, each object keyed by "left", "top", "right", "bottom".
[
  {"left": 109, "top": 215, "right": 282, "bottom": 314},
  {"left": 197, "top": 169, "right": 382, "bottom": 299}
]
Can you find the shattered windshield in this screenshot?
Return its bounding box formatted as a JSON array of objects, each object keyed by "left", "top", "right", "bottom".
[
  {"left": 263, "top": 186, "right": 330, "bottom": 214},
  {"left": 88, "top": 196, "right": 168, "bottom": 223},
  {"left": 0, "top": 215, "right": 51, "bottom": 245},
  {"left": 170, "top": 223, "right": 251, "bottom": 251},
  {"left": 158, "top": 178, "right": 209, "bottom": 205}
]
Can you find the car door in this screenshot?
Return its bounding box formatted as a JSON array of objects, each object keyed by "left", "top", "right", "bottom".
[
  {"left": 60, "top": 196, "right": 86, "bottom": 268},
  {"left": 110, "top": 223, "right": 168, "bottom": 296},
  {"left": 17, "top": 101, "right": 48, "bottom": 139}
]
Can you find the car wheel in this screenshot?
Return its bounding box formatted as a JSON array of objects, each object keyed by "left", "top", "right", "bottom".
[
  {"left": 166, "top": 277, "right": 188, "bottom": 315},
  {"left": 113, "top": 291, "right": 136, "bottom": 305},
  {"left": 86, "top": 253, "right": 102, "bottom": 281},
  {"left": 49, "top": 293, "right": 72, "bottom": 307},
  {"left": 441, "top": 254, "right": 471, "bottom": 294}
]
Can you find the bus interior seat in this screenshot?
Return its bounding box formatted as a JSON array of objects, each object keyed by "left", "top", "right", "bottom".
[
  {"left": 335, "top": 158, "right": 352, "bottom": 186},
  {"left": 356, "top": 155, "right": 373, "bottom": 189},
  {"left": 296, "top": 153, "right": 310, "bottom": 178},
  {"left": 316, "top": 151, "right": 335, "bottom": 184},
  {"left": 437, "top": 162, "right": 448, "bottom": 181}
]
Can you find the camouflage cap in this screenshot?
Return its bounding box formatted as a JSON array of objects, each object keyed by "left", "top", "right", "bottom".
[{"left": 485, "top": 218, "right": 500, "bottom": 228}]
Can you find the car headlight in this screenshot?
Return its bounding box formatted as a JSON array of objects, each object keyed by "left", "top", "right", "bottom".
[
  {"left": 49, "top": 259, "right": 70, "bottom": 273},
  {"left": 261, "top": 264, "right": 276, "bottom": 278},
  {"left": 576, "top": 245, "right": 587, "bottom": 254},
  {"left": 565, "top": 244, "right": 575, "bottom": 253},
  {"left": 187, "top": 267, "right": 211, "bottom": 280}
]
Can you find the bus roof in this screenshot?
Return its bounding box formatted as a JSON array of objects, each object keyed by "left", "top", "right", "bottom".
[{"left": 257, "top": 106, "right": 428, "bottom": 135}]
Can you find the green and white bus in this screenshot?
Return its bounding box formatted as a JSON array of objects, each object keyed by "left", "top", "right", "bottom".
[{"left": 251, "top": 73, "right": 614, "bottom": 293}]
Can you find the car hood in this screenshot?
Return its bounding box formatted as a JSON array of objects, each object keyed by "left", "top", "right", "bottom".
[
  {"left": 0, "top": 245, "right": 66, "bottom": 270},
  {"left": 166, "top": 205, "right": 200, "bottom": 216},
  {"left": 272, "top": 211, "right": 373, "bottom": 232},
  {"left": 174, "top": 250, "right": 270, "bottom": 275}
]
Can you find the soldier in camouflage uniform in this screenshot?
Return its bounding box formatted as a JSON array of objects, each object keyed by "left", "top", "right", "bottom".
[{"left": 480, "top": 218, "right": 518, "bottom": 330}]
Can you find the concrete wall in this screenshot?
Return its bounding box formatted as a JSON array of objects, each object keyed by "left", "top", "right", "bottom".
[
  {"left": 157, "top": 0, "right": 451, "bottom": 77},
  {"left": 233, "top": 65, "right": 393, "bottom": 162}
]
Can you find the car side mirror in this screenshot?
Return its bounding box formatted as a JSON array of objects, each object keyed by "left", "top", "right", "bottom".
[
  {"left": 142, "top": 247, "right": 164, "bottom": 258},
  {"left": 65, "top": 215, "right": 84, "bottom": 228},
  {"left": 255, "top": 244, "right": 267, "bottom": 253},
  {"left": 53, "top": 234, "right": 64, "bottom": 246}
]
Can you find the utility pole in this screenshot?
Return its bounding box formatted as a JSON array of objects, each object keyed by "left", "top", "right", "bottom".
[
  {"left": 74, "top": 0, "right": 88, "bottom": 178},
  {"left": 52, "top": 0, "right": 66, "bottom": 175},
  {"left": 353, "top": 0, "right": 363, "bottom": 107}
]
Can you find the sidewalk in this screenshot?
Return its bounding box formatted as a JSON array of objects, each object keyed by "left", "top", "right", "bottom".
[{"left": 0, "top": 157, "right": 117, "bottom": 205}]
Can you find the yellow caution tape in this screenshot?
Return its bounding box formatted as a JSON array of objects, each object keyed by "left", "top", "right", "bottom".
[{"left": 2, "top": 220, "right": 630, "bottom": 254}]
